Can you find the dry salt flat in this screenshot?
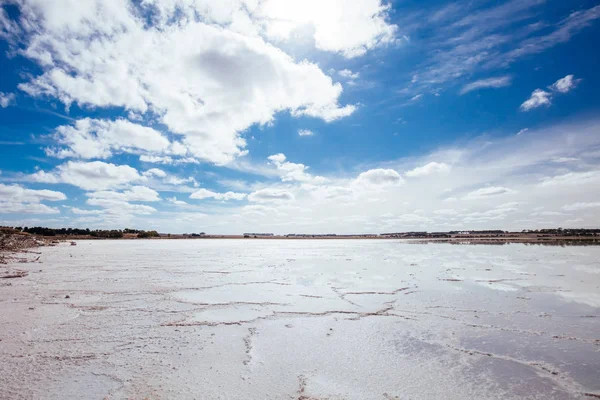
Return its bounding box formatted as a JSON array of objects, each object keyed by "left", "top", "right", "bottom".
[{"left": 0, "top": 239, "right": 599, "bottom": 400}]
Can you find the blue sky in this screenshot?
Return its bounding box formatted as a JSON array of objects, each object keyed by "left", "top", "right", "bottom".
[{"left": 1, "top": 0, "right": 600, "bottom": 234}]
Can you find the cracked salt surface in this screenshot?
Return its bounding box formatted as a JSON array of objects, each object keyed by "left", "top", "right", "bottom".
[{"left": 1, "top": 239, "right": 599, "bottom": 399}]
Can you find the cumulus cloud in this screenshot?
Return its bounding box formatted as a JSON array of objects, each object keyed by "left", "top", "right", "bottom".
[
  {"left": 520, "top": 89, "right": 552, "bottom": 111},
  {"left": 268, "top": 153, "right": 326, "bottom": 183},
  {"left": 30, "top": 161, "right": 144, "bottom": 191},
  {"left": 0, "top": 202, "right": 60, "bottom": 214},
  {"left": 0, "top": 183, "right": 66, "bottom": 215},
  {"left": 249, "top": 0, "right": 397, "bottom": 58},
  {"left": 460, "top": 76, "right": 511, "bottom": 94},
  {"left": 167, "top": 197, "right": 188, "bottom": 206},
  {"left": 44, "top": 118, "right": 174, "bottom": 160},
  {"left": 190, "top": 188, "right": 246, "bottom": 201},
  {"left": 0, "top": 92, "right": 15, "bottom": 108},
  {"left": 0, "top": 183, "right": 66, "bottom": 202},
  {"left": 405, "top": 162, "right": 450, "bottom": 177},
  {"left": 338, "top": 69, "right": 360, "bottom": 79},
  {"left": 87, "top": 186, "right": 160, "bottom": 202},
  {"left": 143, "top": 168, "right": 167, "bottom": 178},
  {"left": 549, "top": 74, "right": 580, "bottom": 93},
  {"left": 11, "top": 0, "right": 360, "bottom": 164},
  {"left": 355, "top": 169, "right": 403, "bottom": 186},
  {"left": 8, "top": 117, "right": 600, "bottom": 232},
  {"left": 248, "top": 188, "right": 294, "bottom": 202},
  {"left": 520, "top": 74, "right": 580, "bottom": 112}
]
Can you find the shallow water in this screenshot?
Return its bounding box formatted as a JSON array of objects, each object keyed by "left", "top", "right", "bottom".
[{"left": 0, "top": 240, "right": 598, "bottom": 399}]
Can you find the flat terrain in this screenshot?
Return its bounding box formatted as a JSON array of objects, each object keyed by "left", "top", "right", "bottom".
[{"left": 1, "top": 240, "right": 599, "bottom": 399}]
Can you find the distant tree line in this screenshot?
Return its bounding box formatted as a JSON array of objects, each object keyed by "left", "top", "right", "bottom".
[
  {"left": 11, "top": 226, "right": 161, "bottom": 239},
  {"left": 523, "top": 228, "right": 600, "bottom": 236}
]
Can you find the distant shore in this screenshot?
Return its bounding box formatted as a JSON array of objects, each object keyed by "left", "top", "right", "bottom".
[
  {"left": 3, "top": 228, "right": 600, "bottom": 249},
  {"left": 18, "top": 233, "right": 600, "bottom": 243}
]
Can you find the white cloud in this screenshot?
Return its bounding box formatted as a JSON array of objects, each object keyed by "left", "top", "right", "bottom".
[
  {"left": 549, "top": 74, "right": 580, "bottom": 93},
  {"left": 139, "top": 155, "right": 200, "bottom": 165},
  {"left": 0, "top": 92, "right": 15, "bottom": 108},
  {"left": 30, "top": 161, "right": 144, "bottom": 191},
  {"left": 465, "top": 186, "right": 514, "bottom": 199},
  {"left": 520, "top": 74, "right": 581, "bottom": 112},
  {"left": 190, "top": 188, "right": 246, "bottom": 201},
  {"left": 45, "top": 118, "right": 173, "bottom": 159},
  {"left": 71, "top": 207, "right": 104, "bottom": 215},
  {"left": 12, "top": 1, "right": 359, "bottom": 164},
  {"left": 410, "top": 94, "right": 423, "bottom": 102},
  {"left": 167, "top": 197, "right": 188, "bottom": 206},
  {"left": 562, "top": 202, "right": 600, "bottom": 211},
  {"left": 355, "top": 169, "right": 403, "bottom": 186},
  {"left": 517, "top": 128, "right": 528, "bottom": 136},
  {"left": 338, "top": 69, "right": 360, "bottom": 79},
  {"left": 87, "top": 186, "right": 160, "bottom": 202},
  {"left": 405, "top": 162, "right": 450, "bottom": 178},
  {"left": 140, "top": 155, "right": 174, "bottom": 164},
  {"left": 248, "top": 188, "right": 294, "bottom": 202},
  {"left": 268, "top": 153, "right": 326, "bottom": 183},
  {"left": 538, "top": 171, "right": 600, "bottom": 187},
  {"left": 0, "top": 202, "right": 60, "bottom": 214},
  {"left": 143, "top": 168, "right": 167, "bottom": 178},
  {"left": 0, "top": 183, "right": 66, "bottom": 215},
  {"left": 460, "top": 76, "right": 511, "bottom": 94},
  {"left": 552, "top": 157, "right": 578, "bottom": 163},
  {"left": 298, "top": 129, "right": 314, "bottom": 137},
  {"left": 0, "top": 183, "right": 66, "bottom": 202},
  {"left": 520, "top": 89, "right": 552, "bottom": 111},
  {"left": 164, "top": 176, "right": 198, "bottom": 186},
  {"left": 85, "top": 198, "right": 157, "bottom": 215},
  {"left": 250, "top": 0, "right": 397, "bottom": 58}
]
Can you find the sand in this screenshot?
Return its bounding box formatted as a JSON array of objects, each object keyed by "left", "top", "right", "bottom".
[{"left": 1, "top": 239, "right": 598, "bottom": 399}]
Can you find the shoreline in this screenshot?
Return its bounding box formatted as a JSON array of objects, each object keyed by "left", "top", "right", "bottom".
[{"left": 31, "top": 234, "right": 600, "bottom": 243}]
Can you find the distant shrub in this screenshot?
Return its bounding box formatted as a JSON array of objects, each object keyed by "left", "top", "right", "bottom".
[{"left": 137, "top": 230, "right": 159, "bottom": 238}]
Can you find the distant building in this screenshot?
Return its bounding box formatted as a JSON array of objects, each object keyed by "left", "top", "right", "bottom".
[{"left": 243, "top": 233, "right": 274, "bottom": 236}]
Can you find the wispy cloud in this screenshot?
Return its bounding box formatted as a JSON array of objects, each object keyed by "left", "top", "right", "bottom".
[
  {"left": 0, "top": 141, "right": 26, "bottom": 145},
  {"left": 298, "top": 129, "right": 314, "bottom": 137},
  {"left": 460, "top": 76, "right": 511, "bottom": 94},
  {"left": 399, "top": 2, "right": 599, "bottom": 93},
  {"left": 504, "top": 6, "right": 600, "bottom": 63}
]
